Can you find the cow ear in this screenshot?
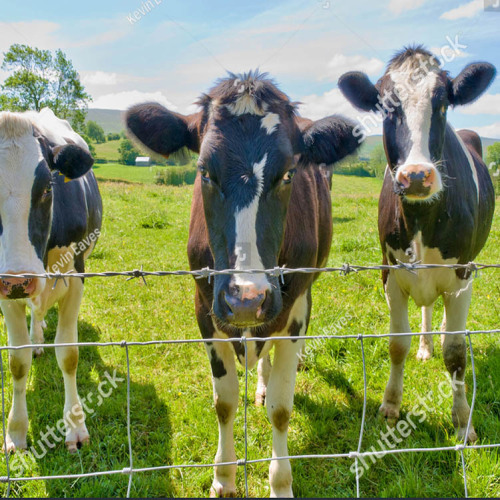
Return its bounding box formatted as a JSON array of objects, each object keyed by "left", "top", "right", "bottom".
[
  {"left": 338, "top": 71, "right": 380, "bottom": 112},
  {"left": 51, "top": 144, "right": 94, "bottom": 179},
  {"left": 300, "top": 115, "right": 361, "bottom": 165},
  {"left": 125, "top": 102, "right": 201, "bottom": 157},
  {"left": 449, "top": 62, "right": 496, "bottom": 106}
]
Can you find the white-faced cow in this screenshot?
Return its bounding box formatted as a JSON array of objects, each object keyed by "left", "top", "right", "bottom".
[
  {"left": 0, "top": 108, "right": 102, "bottom": 453},
  {"left": 339, "top": 46, "right": 496, "bottom": 441},
  {"left": 126, "top": 71, "right": 360, "bottom": 497}
]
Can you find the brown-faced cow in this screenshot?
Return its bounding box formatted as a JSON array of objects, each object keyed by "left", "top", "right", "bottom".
[
  {"left": 339, "top": 46, "right": 496, "bottom": 441},
  {"left": 126, "top": 71, "right": 360, "bottom": 497},
  {"left": 0, "top": 108, "right": 102, "bottom": 453}
]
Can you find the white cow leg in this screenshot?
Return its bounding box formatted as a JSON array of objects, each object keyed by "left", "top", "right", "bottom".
[
  {"left": 207, "top": 341, "right": 239, "bottom": 498},
  {"left": 255, "top": 354, "right": 271, "bottom": 407},
  {"left": 2, "top": 301, "right": 31, "bottom": 452},
  {"left": 266, "top": 337, "right": 303, "bottom": 498},
  {"left": 417, "top": 304, "right": 434, "bottom": 361},
  {"left": 442, "top": 284, "right": 477, "bottom": 441},
  {"left": 380, "top": 273, "right": 411, "bottom": 423},
  {"left": 55, "top": 278, "right": 89, "bottom": 452},
  {"left": 29, "top": 310, "right": 45, "bottom": 357}
]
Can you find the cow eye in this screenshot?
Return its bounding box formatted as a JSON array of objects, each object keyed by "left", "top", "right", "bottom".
[
  {"left": 282, "top": 168, "right": 296, "bottom": 184},
  {"left": 199, "top": 165, "right": 210, "bottom": 181}
]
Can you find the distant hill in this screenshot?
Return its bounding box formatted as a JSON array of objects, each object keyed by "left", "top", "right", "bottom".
[{"left": 86, "top": 109, "right": 124, "bottom": 133}]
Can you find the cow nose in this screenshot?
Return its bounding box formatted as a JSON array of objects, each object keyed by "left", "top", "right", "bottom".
[
  {"left": 0, "top": 276, "right": 36, "bottom": 299},
  {"left": 224, "top": 284, "right": 270, "bottom": 326},
  {"left": 395, "top": 164, "right": 436, "bottom": 196}
]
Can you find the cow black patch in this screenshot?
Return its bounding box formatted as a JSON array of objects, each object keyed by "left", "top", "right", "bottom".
[
  {"left": 209, "top": 347, "right": 227, "bottom": 378},
  {"left": 288, "top": 319, "right": 303, "bottom": 343}
]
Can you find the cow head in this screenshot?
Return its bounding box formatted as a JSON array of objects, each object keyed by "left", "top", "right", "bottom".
[
  {"left": 126, "top": 71, "right": 359, "bottom": 327},
  {"left": 0, "top": 112, "right": 94, "bottom": 300},
  {"left": 339, "top": 46, "right": 496, "bottom": 202}
]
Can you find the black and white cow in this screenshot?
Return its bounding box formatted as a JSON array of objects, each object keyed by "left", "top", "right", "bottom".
[
  {"left": 126, "top": 71, "right": 360, "bottom": 497},
  {"left": 0, "top": 108, "right": 102, "bottom": 453},
  {"left": 339, "top": 46, "right": 496, "bottom": 440}
]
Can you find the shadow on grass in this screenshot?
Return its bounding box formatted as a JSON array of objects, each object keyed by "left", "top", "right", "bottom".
[{"left": 3, "top": 310, "right": 173, "bottom": 498}]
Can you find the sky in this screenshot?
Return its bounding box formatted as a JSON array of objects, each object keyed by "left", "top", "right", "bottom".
[{"left": 1, "top": 0, "right": 499, "bottom": 137}]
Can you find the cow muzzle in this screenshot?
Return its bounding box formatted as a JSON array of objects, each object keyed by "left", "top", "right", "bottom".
[
  {"left": 222, "top": 281, "right": 273, "bottom": 327},
  {"left": 394, "top": 163, "right": 442, "bottom": 200},
  {"left": 0, "top": 272, "right": 43, "bottom": 300}
]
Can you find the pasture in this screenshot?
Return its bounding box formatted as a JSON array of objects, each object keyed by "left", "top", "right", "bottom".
[{"left": 0, "top": 174, "right": 499, "bottom": 498}]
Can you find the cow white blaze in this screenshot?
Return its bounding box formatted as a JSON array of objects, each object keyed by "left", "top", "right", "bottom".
[
  {"left": 233, "top": 153, "right": 270, "bottom": 300},
  {"left": 389, "top": 56, "right": 443, "bottom": 200}
]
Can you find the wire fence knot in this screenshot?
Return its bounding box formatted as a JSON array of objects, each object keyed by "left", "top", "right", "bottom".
[
  {"left": 455, "top": 444, "right": 466, "bottom": 452},
  {"left": 271, "top": 266, "right": 285, "bottom": 284},
  {"left": 348, "top": 451, "right": 360, "bottom": 459},
  {"left": 396, "top": 259, "right": 420, "bottom": 275},
  {"left": 236, "top": 459, "right": 246, "bottom": 466},
  {"left": 120, "top": 340, "right": 127, "bottom": 348},
  {"left": 196, "top": 267, "right": 213, "bottom": 284},
  {"left": 467, "top": 261, "right": 479, "bottom": 278},
  {"left": 127, "top": 266, "right": 148, "bottom": 286},
  {"left": 122, "top": 467, "right": 133, "bottom": 475},
  {"left": 340, "top": 263, "right": 355, "bottom": 276}
]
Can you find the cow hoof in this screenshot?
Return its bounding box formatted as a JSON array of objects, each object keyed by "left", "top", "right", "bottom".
[
  {"left": 33, "top": 347, "right": 44, "bottom": 358},
  {"left": 255, "top": 391, "right": 266, "bottom": 407},
  {"left": 4, "top": 433, "right": 27, "bottom": 454},
  {"left": 416, "top": 347, "right": 433, "bottom": 361},
  {"left": 457, "top": 426, "right": 478, "bottom": 443},
  {"left": 379, "top": 402, "right": 399, "bottom": 426},
  {"left": 210, "top": 480, "right": 237, "bottom": 498},
  {"left": 66, "top": 427, "right": 90, "bottom": 453}
]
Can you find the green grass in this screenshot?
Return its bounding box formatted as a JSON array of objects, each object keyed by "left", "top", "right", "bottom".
[
  {"left": 93, "top": 140, "right": 121, "bottom": 162},
  {"left": 0, "top": 175, "right": 499, "bottom": 498},
  {"left": 92, "top": 163, "right": 192, "bottom": 185}
]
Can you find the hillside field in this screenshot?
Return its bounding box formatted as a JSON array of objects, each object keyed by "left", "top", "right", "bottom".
[{"left": 0, "top": 175, "right": 498, "bottom": 498}]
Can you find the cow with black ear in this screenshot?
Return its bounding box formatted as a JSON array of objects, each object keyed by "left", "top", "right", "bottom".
[
  {"left": 126, "top": 71, "right": 360, "bottom": 498},
  {"left": 339, "top": 46, "right": 496, "bottom": 441},
  {"left": 0, "top": 108, "right": 102, "bottom": 454}
]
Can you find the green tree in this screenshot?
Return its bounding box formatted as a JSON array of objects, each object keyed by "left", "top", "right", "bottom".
[
  {"left": 369, "top": 143, "right": 387, "bottom": 178},
  {"left": 118, "top": 139, "right": 140, "bottom": 165},
  {"left": 80, "top": 133, "right": 96, "bottom": 158},
  {"left": 486, "top": 142, "right": 500, "bottom": 171},
  {"left": 86, "top": 120, "right": 106, "bottom": 144},
  {"left": 1, "top": 44, "right": 90, "bottom": 131}
]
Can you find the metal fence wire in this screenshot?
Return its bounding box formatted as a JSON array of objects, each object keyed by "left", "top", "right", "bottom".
[{"left": 0, "top": 261, "right": 499, "bottom": 498}]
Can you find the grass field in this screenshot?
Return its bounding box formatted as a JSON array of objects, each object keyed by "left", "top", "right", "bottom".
[{"left": 0, "top": 175, "right": 499, "bottom": 498}]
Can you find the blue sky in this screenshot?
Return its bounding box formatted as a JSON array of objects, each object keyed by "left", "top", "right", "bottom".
[{"left": 1, "top": 0, "right": 499, "bottom": 137}]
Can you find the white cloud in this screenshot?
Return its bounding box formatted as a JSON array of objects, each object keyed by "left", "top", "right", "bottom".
[
  {"left": 458, "top": 94, "right": 500, "bottom": 115},
  {"left": 388, "top": 0, "right": 428, "bottom": 15},
  {"left": 325, "top": 54, "right": 384, "bottom": 81},
  {"left": 473, "top": 122, "right": 500, "bottom": 139},
  {"left": 89, "top": 90, "right": 178, "bottom": 111},
  {"left": 298, "top": 87, "right": 382, "bottom": 135},
  {"left": 0, "top": 21, "right": 61, "bottom": 53},
  {"left": 440, "top": 0, "right": 483, "bottom": 20},
  {"left": 81, "top": 71, "right": 119, "bottom": 86}
]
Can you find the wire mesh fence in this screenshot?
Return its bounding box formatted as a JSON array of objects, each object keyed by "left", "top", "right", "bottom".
[{"left": 0, "top": 262, "right": 498, "bottom": 498}]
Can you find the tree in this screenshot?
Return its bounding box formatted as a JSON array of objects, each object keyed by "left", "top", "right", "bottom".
[
  {"left": 86, "top": 120, "right": 106, "bottom": 144},
  {"left": 118, "top": 139, "right": 140, "bottom": 165},
  {"left": 1, "top": 44, "right": 90, "bottom": 132},
  {"left": 486, "top": 142, "right": 500, "bottom": 171},
  {"left": 107, "top": 132, "right": 121, "bottom": 141},
  {"left": 80, "top": 134, "right": 96, "bottom": 158},
  {"left": 369, "top": 144, "right": 387, "bottom": 178}
]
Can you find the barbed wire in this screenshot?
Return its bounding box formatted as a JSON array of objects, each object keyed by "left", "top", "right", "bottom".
[{"left": 0, "top": 262, "right": 498, "bottom": 498}]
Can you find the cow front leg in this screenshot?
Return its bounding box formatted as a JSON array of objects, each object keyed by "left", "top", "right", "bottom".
[
  {"left": 417, "top": 304, "right": 434, "bottom": 360},
  {"left": 56, "top": 279, "right": 89, "bottom": 452},
  {"left": 255, "top": 354, "right": 271, "bottom": 407},
  {"left": 266, "top": 338, "right": 303, "bottom": 498},
  {"left": 2, "top": 301, "right": 31, "bottom": 453},
  {"left": 29, "top": 310, "right": 45, "bottom": 358},
  {"left": 380, "top": 273, "right": 411, "bottom": 423},
  {"left": 443, "top": 284, "right": 477, "bottom": 441},
  {"left": 206, "top": 341, "right": 239, "bottom": 498}
]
